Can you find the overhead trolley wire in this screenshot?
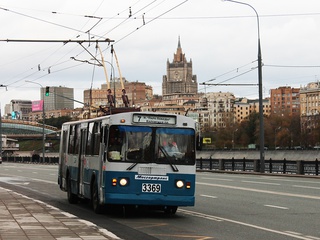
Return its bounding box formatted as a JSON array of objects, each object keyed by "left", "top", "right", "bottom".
[
  {"left": 1, "top": 1, "right": 190, "bottom": 91},
  {"left": 114, "top": 0, "right": 189, "bottom": 44}
]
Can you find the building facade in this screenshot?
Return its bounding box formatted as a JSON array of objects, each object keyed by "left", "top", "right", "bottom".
[
  {"left": 28, "top": 108, "right": 81, "bottom": 121},
  {"left": 162, "top": 37, "right": 197, "bottom": 100},
  {"left": 4, "top": 100, "right": 32, "bottom": 120},
  {"left": 270, "top": 86, "right": 300, "bottom": 116},
  {"left": 42, "top": 86, "right": 74, "bottom": 111},
  {"left": 83, "top": 79, "right": 153, "bottom": 109},
  {"left": 234, "top": 98, "right": 271, "bottom": 123},
  {"left": 194, "top": 92, "right": 235, "bottom": 130},
  {"left": 300, "top": 82, "right": 320, "bottom": 133}
]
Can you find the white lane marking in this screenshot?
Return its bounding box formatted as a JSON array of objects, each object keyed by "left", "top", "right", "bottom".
[
  {"left": 201, "top": 177, "right": 234, "bottom": 182},
  {"left": 13, "top": 182, "right": 30, "bottom": 185},
  {"left": 32, "top": 172, "right": 38, "bottom": 174},
  {"left": 0, "top": 175, "right": 56, "bottom": 185},
  {"left": 200, "top": 194, "right": 217, "bottom": 199},
  {"left": 305, "top": 235, "right": 320, "bottom": 240},
  {"left": 179, "top": 209, "right": 314, "bottom": 240},
  {"left": 0, "top": 164, "right": 58, "bottom": 171},
  {"left": 179, "top": 209, "right": 223, "bottom": 222},
  {"left": 260, "top": 176, "right": 320, "bottom": 185},
  {"left": 286, "top": 231, "right": 303, "bottom": 235},
  {"left": 293, "top": 185, "right": 320, "bottom": 190},
  {"left": 242, "top": 180, "right": 281, "bottom": 186},
  {"left": 197, "top": 182, "right": 320, "bottom": 200},
  {"left": 264, "top": 205, "right": 289, "bottom": 210}
]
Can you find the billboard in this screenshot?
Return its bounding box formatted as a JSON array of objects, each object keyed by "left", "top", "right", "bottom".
[{"left": 32, "top": 100, "right": 43, "bottom": 112}]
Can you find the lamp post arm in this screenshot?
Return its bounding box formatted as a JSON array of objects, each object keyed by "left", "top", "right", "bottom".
[{"left": 224, "top": 0, "right": 260, "bottom": 40}]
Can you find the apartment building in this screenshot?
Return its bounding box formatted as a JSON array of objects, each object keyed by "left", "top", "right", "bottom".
[{"left": 270, "top": 86, "right": 300, "bottom": 116}]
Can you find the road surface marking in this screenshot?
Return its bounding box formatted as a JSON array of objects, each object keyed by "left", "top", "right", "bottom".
[
  {"left": 293, "top": 185, "right": 320, "bottom": 190},
  {"left": 179, "top": 209, "right": 315, "bottom": 240},
  {"left": 200, "top": 194, "right": 217, "bottom": 199},
  {"left": 201, "top": 177, "right": 234, "bottom": 181},
  {"left": 197, "top": 182, "right": 320, "bottom": 200},
  {"left": 242, "top": 180, "right": 280, "bottom": 186},
  {"left": 264, "top": 205, "right": 289, "bottom": 210}
]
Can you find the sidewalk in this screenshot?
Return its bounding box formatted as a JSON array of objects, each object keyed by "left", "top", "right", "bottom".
[{"left": 0, "top": 187, "right": 120, "bottom": 240}]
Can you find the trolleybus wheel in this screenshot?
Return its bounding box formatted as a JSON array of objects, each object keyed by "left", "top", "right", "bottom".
[
  {"left": 67, "top": 175, "right": 78, "bottom": 204},
  {"left": 164, "top": 206, "right": 178, "bottom": 214},
  {"left": 92, "top": 182, "right": 103, "bottom": 214}
]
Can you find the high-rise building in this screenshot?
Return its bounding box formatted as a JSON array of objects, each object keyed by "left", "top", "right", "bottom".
[
  {"left": 162, "top": 37, "right": 198, "bottom": 100},
  {"left": 41, "top": 86, "right": 74, "bottom": 111}
]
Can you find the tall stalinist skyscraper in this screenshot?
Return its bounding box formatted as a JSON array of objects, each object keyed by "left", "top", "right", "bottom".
[{"left": 162, "top": 37, "right": 198, "bottom": 100}]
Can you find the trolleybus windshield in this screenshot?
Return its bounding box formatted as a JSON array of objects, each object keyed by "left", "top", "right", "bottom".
[{"left": 106, "top": 125, "right": 195, "bottom": 165}]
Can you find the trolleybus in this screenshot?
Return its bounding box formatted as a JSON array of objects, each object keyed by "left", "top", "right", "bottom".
[{"left": 58, "top": 112, "right": 196, "bottom": 214}]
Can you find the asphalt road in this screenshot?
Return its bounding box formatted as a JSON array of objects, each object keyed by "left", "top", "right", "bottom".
[{"left": 0, "top": 163, "right": 319, "bottom": 240}]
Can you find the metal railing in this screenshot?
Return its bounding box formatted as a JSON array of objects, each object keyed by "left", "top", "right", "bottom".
[
  {"left": 3, "top": 155, "right": 320, "bottom": 176},
  {"left": 3, "top": 156, "right": 59, "bottom": 164},
  {"left": 197, "top": 157, "right": 319, "bottom": 176}
]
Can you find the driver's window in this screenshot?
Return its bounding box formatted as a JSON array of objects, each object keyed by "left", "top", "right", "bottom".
[{"left": 107, "top": 126, "right": 123, "bottom": 160}]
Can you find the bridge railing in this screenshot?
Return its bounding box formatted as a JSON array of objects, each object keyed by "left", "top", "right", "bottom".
[
  {"left": 3, "top": 156, "right": 59, "bottom": 164},
  {"left": 3, "top": 156, "right": 320, "bottom": 176},
  {"left": 197, "top": 157, "right": 319, "bottom": 176}
]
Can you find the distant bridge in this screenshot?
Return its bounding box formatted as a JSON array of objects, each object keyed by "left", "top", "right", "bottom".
[{"left": 1, "top": 119, "right": 59, "bottom": 139}]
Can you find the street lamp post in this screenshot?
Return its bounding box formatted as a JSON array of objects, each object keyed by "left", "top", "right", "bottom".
[
  {"left": 223, "top": 0, "right": 264, "bottom": 172},
  {"left": 26, "top": 80, "right": 46, "bottom": 163}
]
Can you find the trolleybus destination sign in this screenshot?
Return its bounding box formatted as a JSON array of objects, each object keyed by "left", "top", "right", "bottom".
[{"left": 132, "top": 114, "right": 176, "bottom": 124}]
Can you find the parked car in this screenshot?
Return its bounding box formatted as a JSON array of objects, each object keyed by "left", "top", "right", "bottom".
[
  {"left": 293, "top": 146, "right": 303, "bottom": 150},
  {"left": 0, "top": 156, "right": 2, "bottom": 164}
]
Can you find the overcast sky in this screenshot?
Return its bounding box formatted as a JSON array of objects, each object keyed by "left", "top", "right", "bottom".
[{"left": 1, "top": 0, "right": 320, "bottom": 112}]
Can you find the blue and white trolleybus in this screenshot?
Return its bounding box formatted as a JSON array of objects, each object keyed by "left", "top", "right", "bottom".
[{"left": 58, "top": 112, "right": 196, "bottom": 214}]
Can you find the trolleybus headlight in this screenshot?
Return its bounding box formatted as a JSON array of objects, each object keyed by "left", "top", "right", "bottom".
[
  {"left": 186, "top": 181, "right": 191, "bottom": 189},
  {"left": 119, "top": 178, "right": 128, "bottom": 186},
  {"left": 176, "top": 180, "right": 184, "bottom": 188}
]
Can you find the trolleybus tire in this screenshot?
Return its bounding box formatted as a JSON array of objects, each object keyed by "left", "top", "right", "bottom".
[
  {"left": 92, "top": 182, "right": 103, "bottom": 214},
  {"left": 164, "top": 206, "right": 178, "bottom": 214},
  {"left": 67, "top": 175, "right": 78, "bottom": 204}
]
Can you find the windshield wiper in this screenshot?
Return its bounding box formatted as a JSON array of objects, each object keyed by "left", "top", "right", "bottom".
[
  {"left": 127, "top": 162, "right": 138, "bottom": 170},
  {"left": 159, "top": 146, "right": 179, "bottom": 172}
]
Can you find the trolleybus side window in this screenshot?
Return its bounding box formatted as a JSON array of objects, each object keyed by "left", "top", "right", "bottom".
[
  {"left": 86, "top": 122, "right": 93, "bottom": 155},
  {"left": 61, "top": 129, "right": 68, "bottom": 156},
  {"left": 81, "top": 127, "right": 87, "bottom": 155},
  {"left": 93, "top": 122, "right": 101, "bottom": 155},
  {"left": 74, "top": 124, "right": 81, "bottom": 154},
  {"left": 68, "top": 125, "right": 76, "bottom": 154},
  {"left": 84, "top": 121, "right": 101, "bottom": 156},
  {"left": 107, "top": 126, "right": 123, "bottom": 160}
]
